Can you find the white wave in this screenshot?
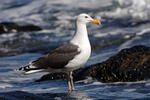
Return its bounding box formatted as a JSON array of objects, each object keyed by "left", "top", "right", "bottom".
[
  {"left": 44, "top": 0, "right": 113, "bottom": 9},
  {"left": 0, "top": 83, "right": 13, "bottom": 89},
  {"left": 124, "top": 88, "right": 136, "bottom": 92},
  {"left": 92, "top": 81, "right": 103, "bottom": 85},
  {"left": 99, "top": 0, "right": 150, "bottom": 22},
  {"left": 118, "top": 28, "right": 150, "bottom": 50},
  {"left": 94, "top": 33, "right": 108, "bottom": 38},
  {"left": 0, "top": 0, "right": 149, "bottom": 28},
  {"left": 118, "top": 36, "right": 140, "bottom": 50},
  {"left": 136, "top": 28, "right": 150, "bottom": 36},
  {"left": 107, "top": 80, "right": 147, "bottom": 85},
  {"left": 0, "top": 0, "right": 111, "bottom": 25}
]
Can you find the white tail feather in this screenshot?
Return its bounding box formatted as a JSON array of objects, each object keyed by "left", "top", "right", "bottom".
[{"left": 23, "top": 69, "right": 44, "bottom": 74}]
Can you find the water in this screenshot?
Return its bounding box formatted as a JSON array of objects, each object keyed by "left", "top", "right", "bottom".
[{"left": 0, "top": 0, "right": 150, "bottom": 99}]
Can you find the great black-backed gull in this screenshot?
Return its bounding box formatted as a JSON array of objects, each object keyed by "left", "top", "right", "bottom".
[{"left": 18, "top": 13, "right": 101, "bottom": 91}]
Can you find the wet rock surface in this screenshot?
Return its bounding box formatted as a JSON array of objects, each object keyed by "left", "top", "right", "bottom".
[
  {"left": 37, "top": 45, "right": 150, "bottom": 82},
  {"left": 36, "top": 69, "right": 82, "bottom": 82},
  {"left": 75, "top": 45, "right": 150, "bottom": 82},
  {"left": 0, "top": 22, "right": 41, "bottom": 33}
]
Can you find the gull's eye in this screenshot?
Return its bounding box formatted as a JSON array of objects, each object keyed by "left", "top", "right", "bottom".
[{"left": 85, "top": 16, "right": 88, "bottom": 18}]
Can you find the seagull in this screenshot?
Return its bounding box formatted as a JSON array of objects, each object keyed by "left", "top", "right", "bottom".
[{"left": 18, "top": 13, "right": 101, "bottom": 91}]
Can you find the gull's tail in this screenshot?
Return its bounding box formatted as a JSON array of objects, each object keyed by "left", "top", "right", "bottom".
[{"left": 16, "top": 65, "right": 44, "bottom": 75}]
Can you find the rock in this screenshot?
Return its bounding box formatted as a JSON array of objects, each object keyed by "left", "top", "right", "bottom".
[
  {"left": 36, "top": 72, "right": 68, "bottom": 82},
  {"left": 0, "top": 22, "right": 41, "bottom": 33},
  {"left": 36, "top": 69, "right": 81, "bottom": 82},
  {"left": 74, "top": 45, "right": 150, "bottom": 82},
  {"left": 37, "top": 45, "right": 150, "bottom": 82}
]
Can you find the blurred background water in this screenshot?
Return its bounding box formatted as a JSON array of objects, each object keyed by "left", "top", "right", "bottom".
[{"left": 0, "top": 0, "right": 150, "bottom": 99}]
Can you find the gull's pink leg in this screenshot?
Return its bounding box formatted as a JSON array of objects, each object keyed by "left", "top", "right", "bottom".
[
  {"left": 70, "top": 71, "right": 75, "bottom": 91},
  {"left": 68, "top": 71, "right": 77, "bottom": 91},
  {"left": 67, "top": 73, "right": 71, "bottom": 91}
]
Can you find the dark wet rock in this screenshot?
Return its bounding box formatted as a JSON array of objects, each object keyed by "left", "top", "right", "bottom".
[
  {"left": 37, "top": 45, "right": 150, "bottom": 82},
  {"left": 0, "top": 22, "right": 41, "bottom": 33},
  {"left": 36, "top": 72, "right": 68, "bottom": 82},
  {"left": 74, "top": 45, "right": 150, "bottom": 82},
  {"left": 0, "top": 91, "right": 87, "bottom": 100},
  {"left": 36, "top": 69, "right": 82, "bottom": 82}
]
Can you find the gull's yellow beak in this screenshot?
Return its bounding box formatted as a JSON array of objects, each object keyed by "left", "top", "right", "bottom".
[{"left": 90, "top": 19, "right": 101, "bottom": 25}]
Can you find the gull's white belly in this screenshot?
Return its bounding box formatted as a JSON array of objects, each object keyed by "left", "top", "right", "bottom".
[{"left": 65, "top": 44, "right": 91, "bottom": 71}]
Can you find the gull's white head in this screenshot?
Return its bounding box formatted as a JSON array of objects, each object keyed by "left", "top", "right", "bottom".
[{"left": 77, "top": 13, "right": 101, "bottom": 25}]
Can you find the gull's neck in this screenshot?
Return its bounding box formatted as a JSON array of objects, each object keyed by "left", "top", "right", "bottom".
[{"left": 71, "top": 21, "right": 90, "bottom": 46}]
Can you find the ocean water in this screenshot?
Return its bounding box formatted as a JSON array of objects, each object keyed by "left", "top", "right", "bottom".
[{"left": 0, "top": 0, "right": 150, "bottom": 99}]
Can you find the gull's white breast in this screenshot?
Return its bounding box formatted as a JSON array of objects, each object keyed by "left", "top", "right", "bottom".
[{"left": 65, "top": 41, "right": 91, "bottom": 71}]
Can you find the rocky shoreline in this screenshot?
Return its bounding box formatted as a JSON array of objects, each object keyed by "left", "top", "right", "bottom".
[
  {"left": 37, "top": 45, "right": 150, "bottom": 82},
  {"left": 0, "top": 45, "right": 150, "bottom": 100}
]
